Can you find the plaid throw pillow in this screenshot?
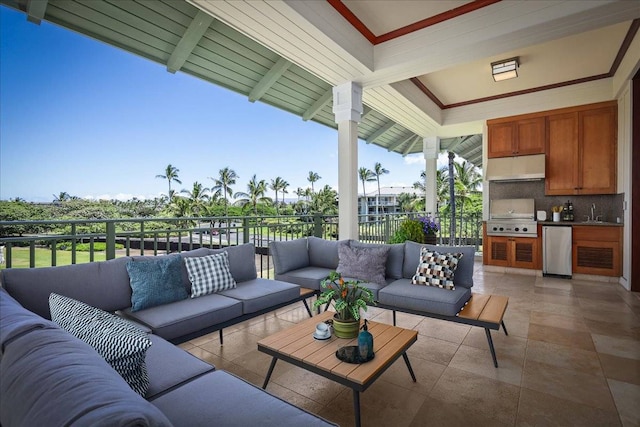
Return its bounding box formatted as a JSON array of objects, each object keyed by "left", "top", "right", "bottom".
[
  {"left": 49, "top": 293, "right": 152, "bottom": 396},
  {"left": 184, "top": 252, "right": 237, "bottom": 298},
  {"left": 411, "top": 248, "right": 463, "bottom": 290}
]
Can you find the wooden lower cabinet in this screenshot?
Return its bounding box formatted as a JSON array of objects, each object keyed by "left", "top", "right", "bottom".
[
  {"left": 572, "top": 226, "right": 622, "bottom": 276},
  {"left": 485, "top": 235, "right": 539, "bottom": 269}
]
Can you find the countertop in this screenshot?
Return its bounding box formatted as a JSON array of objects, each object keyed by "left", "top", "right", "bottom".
[{"left": 537, "top": 221, "right": 622, "bottom": 227}]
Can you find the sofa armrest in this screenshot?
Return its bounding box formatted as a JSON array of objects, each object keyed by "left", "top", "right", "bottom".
[{"left": 270, "top": 238, "right": 310, "bottom": 274}]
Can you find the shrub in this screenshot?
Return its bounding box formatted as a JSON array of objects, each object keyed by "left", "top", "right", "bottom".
[{"left": 389, "top": 219, "right": 426, "bottom": 244}]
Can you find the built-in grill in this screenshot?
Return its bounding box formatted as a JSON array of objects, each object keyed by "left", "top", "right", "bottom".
[{"left": 487, "top": 198, "right": 538, "bottom": 238}]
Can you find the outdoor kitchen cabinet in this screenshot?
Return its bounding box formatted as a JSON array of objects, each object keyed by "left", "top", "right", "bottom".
[
  {"left": 485, "top": 235, "right": 539, "bottom": 269},
  {"left": 487, "top": 117, "right": 545, "bottom": 158},
  {"left": 572, "top": 225, "right": 622, "bottom": 277},
  {"left": 545, "top": 101, "right": 617, "bottom": 195}
]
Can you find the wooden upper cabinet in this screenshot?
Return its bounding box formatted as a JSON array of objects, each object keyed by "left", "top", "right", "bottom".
[
  {"left": 545, "top": 102, "right": 617, "bottom": 195},
  {"left": 487, "top": 117, "right": 545, "bottom": 158}
]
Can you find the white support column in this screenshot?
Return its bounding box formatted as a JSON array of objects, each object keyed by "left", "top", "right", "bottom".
[
  {"left": 423, "top": 136, "right": 439, "bottom": 215},
  {"left": 333, "top": 82, "right": 362, "bottom": 240}
]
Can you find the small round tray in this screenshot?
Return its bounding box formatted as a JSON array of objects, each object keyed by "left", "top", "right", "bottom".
[{"left": 335, "top": 345, "right": 375, "bottom": 364}]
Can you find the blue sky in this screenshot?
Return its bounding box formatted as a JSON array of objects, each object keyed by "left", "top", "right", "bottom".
[{"left": 0, "top": 6, "right": 440, "bottom": 203}]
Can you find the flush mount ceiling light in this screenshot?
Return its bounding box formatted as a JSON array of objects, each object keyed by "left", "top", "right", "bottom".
[{"left": 491, "top": 57, "right": 519, "bottom": 82}]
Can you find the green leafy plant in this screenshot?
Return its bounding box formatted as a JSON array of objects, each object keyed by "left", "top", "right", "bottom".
[
  {"left": 312, "top": 271, "right": 375, "bottom": 321},
  {"left": 389, "top": 218, "right": 426, "bottom": 244}
]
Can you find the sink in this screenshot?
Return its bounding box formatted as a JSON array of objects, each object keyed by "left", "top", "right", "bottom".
[{"left": 581, "top": 220, "right": 604, "bottom": 224}]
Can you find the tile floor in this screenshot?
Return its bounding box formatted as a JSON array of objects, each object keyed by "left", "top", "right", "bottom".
[{"left": 178, "top": 262, "right": 640, "bottom": 426}]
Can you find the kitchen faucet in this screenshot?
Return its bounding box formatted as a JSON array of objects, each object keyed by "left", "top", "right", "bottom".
[{"left": 590, "top": 203, "right": 596, "bottom": 221}]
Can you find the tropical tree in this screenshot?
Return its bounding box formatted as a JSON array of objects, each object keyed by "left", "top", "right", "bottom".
[
  {"left": 52, "top": 192, "right": 71, "bottom": 203},
  {"left": 307, "top": 171, "right": 321, "bottom": 193},
  {"left": 234, "top": 174, "right": 271, "bottom": 215},
  {"left": 270, "top": 176, "right": 289, "bottom": 215},
  {"left": 180, "top": 181, "right": 209, "bottom": 216},
  {"left": 396, "top": 192, "right": 416, "bottom": 212},
  {"left": 453, "top": 161, "right": 482, "bottom": 244},
  {"left": 156, "top": 164, "right": 182, "bottom": 202},
  {"left": 310, "top": 185, "right": 338, "bottom": 214},
  {"left": 373, "top": 162, "right": 389, "bottom": 216},
  {"left": 210, "top": 167, "right": 238, "bottom": 217}
]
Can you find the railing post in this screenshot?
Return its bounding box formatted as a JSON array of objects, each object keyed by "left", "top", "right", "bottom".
[
  {"left": 106, "top": 221, "right": 116, "bottom": 260},
  {"left": 384, "top": 215, "right": 390, "bottom": 243},
  {"left": 243, "top": 217, "right": 250, "bottom": 244},
  {"left": 313, "top": 213, "right": 323, "bottom": 238}
]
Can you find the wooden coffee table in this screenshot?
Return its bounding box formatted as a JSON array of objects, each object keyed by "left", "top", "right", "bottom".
[{"left": 257, "top": 311, "right": 417, "bottom": 427}]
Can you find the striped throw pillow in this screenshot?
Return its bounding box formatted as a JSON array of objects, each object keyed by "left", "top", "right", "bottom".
[
  {"left": 184, "top": 252, "right": 237, "bottom": 297},
  {"left": 49, "top": 293, "right": 152, "bottom": 396},
  {"left": 411, "top": 248, "right": 462, "bottom": 290}
]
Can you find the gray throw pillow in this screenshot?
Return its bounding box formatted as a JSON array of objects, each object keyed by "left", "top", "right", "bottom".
[
  {"left": 336, "top": 244, "right": 390, "bottom": 285},
  {"left": 184, "top": 252, "right": 237, "bottom": 298},
  {"left": 49, "top": 293, "right": 152, "bottom": 396}
]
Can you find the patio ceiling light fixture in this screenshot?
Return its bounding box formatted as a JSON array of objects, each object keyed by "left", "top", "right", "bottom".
[{"left": 491, "top": 57, "right": 519, "bottom": 82}]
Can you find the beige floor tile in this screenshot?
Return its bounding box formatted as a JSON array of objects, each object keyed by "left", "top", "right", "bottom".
[
  {"left": 608, "top": 379, "right": 640, "bottom": 427},
  {"left": 522, "top": 359, "right": 616, "bottom": 411},
  {"left": 269, "top": 365, "right": 347, "bottom": 405},
  {"left": 260, "top": 381, "right": 325, "bottom": 415},
  {"left": 529, "top": 310, "right": 590, "bottom": 332},
  {"left": 449, "top": 341, "right": 525, "bottom": 386},
  {"left": 405, "top": 335, "right": 460, "bottom": 366},
  {"left": 427, "top": 367, "right": 520, "bottom": 426},
  {"left": 410, "top": 397, "right": 511, "bottom": 427},
  {"left": 378, "top": 354, "right": 446, "bottom": 396},
  {"left": 592, "top": 334, "right": 640, "bottom": 360},
  {"left": 414, "top": 317, "right": 471, "bottom": 344},
  {"left": 599, "top": 353, "right": 640, "bottom": 385},
  {"left": 525, "top": 339, "right": 603, "bottom": 376},
  {"left": 528, "top": 323, "right": 595, "bottom": 351},
  {"left": 516, "top": 388, "right": 621, "bottom": 426},
  {"left": 530, "top": 300, "right": 585, "bottom": 317},
  {"left": 578, "top": 298, "right": 634, "bottom": 314},
  {"left": 533, "top": 285, "right": 575, "bottom": 297}
]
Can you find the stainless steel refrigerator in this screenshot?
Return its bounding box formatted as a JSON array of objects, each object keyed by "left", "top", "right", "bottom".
[{"left": 542, "top": 226, "right": 572, "bottom": 277}]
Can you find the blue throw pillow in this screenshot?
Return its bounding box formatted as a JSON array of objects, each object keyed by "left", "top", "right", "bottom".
[{"left": 126, "top": 255, "right": 187, "bottom": 312}]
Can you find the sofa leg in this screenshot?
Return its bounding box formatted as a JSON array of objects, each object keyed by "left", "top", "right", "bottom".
[
  {"left": 392, "top": 310, "right": 397, "bottom": 326},
  {"left": 302, "top": 299, "right": 313, "bottom": 317},
  {"left": 219, "top": 329, "right": 224, "bottom": 345}
]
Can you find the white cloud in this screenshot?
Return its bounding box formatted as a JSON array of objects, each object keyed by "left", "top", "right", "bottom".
[{"left": 403, "top": 154, "right": 423, "bottom": 165}]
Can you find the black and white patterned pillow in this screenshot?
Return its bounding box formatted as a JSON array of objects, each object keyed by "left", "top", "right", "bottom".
[
  {"left": 48, "top": 293, "right": 152, "bottom": 396},
  {"left": 184, "top": 252, "right": 237, "bottom": 298},
  {"left": 411, "top": 248, "right": 462, "bottom": 290}
]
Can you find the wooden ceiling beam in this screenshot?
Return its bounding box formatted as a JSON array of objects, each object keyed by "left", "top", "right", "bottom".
[
  {"left": 167, "top": 10, "right": 214, "bottom": 73},
  {"left": 26, "top": 0, "right": 47, "bottom": 25},
  {"left": 365, "top": 120, "right": 395, "bottom": 144},
  {"left": 249, "top": 57, "right": 291, "bottom": 102},
  {"left": 302, "top": 88, "right": 332, "bottom": 121},
  {"left": 402, "top": 135, "right": 421, "bottom": 156},
  {"left": 387, "top": 133, "right": 416, "bottom": 152}
]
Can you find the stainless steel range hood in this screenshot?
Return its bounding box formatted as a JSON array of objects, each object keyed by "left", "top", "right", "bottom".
[{"left": 484, "top": 154, "right": 545, "bottom": 181}]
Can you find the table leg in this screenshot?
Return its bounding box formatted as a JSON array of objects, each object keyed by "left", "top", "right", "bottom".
[
  {"left": 353, "top": 389, "right": 361, "bottom": 427},
  {"left": 485, "top": 328, "right": 499, "bottom": 368},
  {"left": 402, "top": 352, "right": 417, "bottom": 382},
  {"left": 302, "top": 299, "right": 313, "bottom": 317},
  {"left": 262, "top": 357, "right": 278, "bottom": 389},
  {"left": 501, "top": 320, "right": 509, "bottom": 336}
]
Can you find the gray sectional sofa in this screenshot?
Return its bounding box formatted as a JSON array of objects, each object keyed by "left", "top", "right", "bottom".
[
  {"left": 270, "top": 236, "right": 477, "bottom": 318},
  {"left": 0, "top": 243, "right": 335, "bottom": 427}
]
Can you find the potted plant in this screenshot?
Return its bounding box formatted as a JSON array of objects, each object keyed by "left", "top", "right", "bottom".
[
  {"left": 417, "top": 215, "right": 439, "bottom": 244},
  {"left": 389, "top": 215, "right": 439, "bottom": 244},
  {"left": 313, "top": 271, "right": 376, "bottom": 338}
]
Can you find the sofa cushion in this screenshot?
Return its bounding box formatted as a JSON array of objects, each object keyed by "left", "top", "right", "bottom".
[
  {"left": 0, "top": 327, "right": 171, "bottom": 427},
  {"left": 0, "top": 288, "right": 57, "bottom": 357},
  {"left": 270, "top": 238, "right": 310, "bottom": 274},
  {"left": 145, "top": 334, "right": 214, "bottom": 399},
  {"left": 350, "top": 241, "right": 405, "bottom": 279},
  {"left": 219, "top": 278, "right": 300, "bottom": 314},
  {"left": 0, "top": 256, "right": 133, "bottom": 319},
  {"left": 275, "top": 266, "right": 335, "bottom": 291},
  {"left": 177, "top": 248, "right": 216, "bottom": 293},
  {"left": 336, "top": 244, "right": 390, "bottom": 285},
  {"left": 308, "top": 236, "right": 348, "bottom": 269},
  {"left": 210, "top": 243, "right": 258, "bottom": 282},
  {"left": 126, "top": 254, "right": 188, "bottom": 311},
  {"left": 150, "top": 370, "right": 336, "bottom": 427},
  {"left": 185, "top": 252, "right": 237, "bottom": 297},
  {"left": 49, "top": 293, "right": 152, "bottom": 396},
  {"left": 403, "top": 241, "right": 475, "bottom": 288},
  {"left": 122, "top": 293, "right": 243, "bottom": 341},
  {"left": 411, "top": 248, "right": 462, "bottom": 290},
  {"left": 379, "top": 279, "right": 472, "bottom": 317}
]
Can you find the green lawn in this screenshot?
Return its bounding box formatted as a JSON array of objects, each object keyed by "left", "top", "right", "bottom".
[{"left": 1, "top": 247, "right": 126, "bottom": 269}]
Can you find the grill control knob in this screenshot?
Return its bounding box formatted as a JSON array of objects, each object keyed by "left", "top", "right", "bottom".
[
  {"left": 523, "top": 227, "right": 528, "bottom": 232},
  {"left": 499, "top": 227, "right": 504, "bottom": 231},
  {"left": 515, "top": 227, "right": 520, "bottom": 232},
  {"left": 492, "top": 227, "right": 498, "bottom": 231}
]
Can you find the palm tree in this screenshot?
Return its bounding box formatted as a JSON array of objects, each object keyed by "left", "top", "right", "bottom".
[
  {"left": 310, "top": 185, "right": 338, "bottom": 214},
  {"left": 180, "top": 181, "right": 209, "bottom": 216},
  {"left": 307, "top": 171, "right": 321, "bottom": 193},
  {"left": 270, "top": 176, "right": 289, "bottom": 215},
  {"left": 210, "top": 167, "right": 238, "bottom": 217},
  {"left": 234, "top": 174, "right": 271, "bottom": 215},
  {"left": 52, "top": 192, "right": 71, "bottom": 203},
  {"left": 373, "top": 162, "right": 389, "bottom": 216},
  {"left": 156, "top": 164, "right": 182, "bottom": 202},
  {"left": 453, "top": 161, "right": 482, "bottom": 244}
]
